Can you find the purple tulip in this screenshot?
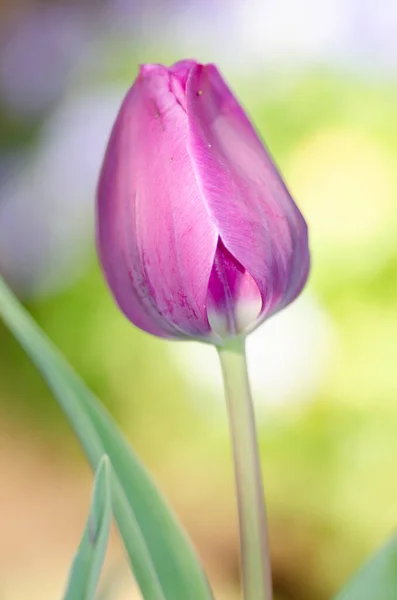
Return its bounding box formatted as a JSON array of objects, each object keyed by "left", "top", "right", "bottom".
[{"left": 96, "top": 60, "right": 310, "bottom": 343}]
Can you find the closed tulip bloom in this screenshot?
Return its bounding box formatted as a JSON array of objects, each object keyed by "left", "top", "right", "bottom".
[{"left": 96, "top": 60, "right": 310, "bottom": 344}]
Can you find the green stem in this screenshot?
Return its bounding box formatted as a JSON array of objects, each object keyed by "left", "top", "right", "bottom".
[{"left": 217, "top": 337, "right": 273, "bottom": 600}]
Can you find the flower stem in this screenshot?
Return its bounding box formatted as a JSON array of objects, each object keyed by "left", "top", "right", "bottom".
[{"left": 217, "top": 337, "right": 273, "bottom": 600}]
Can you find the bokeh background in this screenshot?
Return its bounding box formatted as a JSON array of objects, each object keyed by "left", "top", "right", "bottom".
[{"left": 1, "top": 1, "right": 397, "bottom": 599}]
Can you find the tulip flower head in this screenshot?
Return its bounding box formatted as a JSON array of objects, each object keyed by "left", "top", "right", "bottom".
[{"left": 96, "top": 60, "right": 310, "bottom": 345}]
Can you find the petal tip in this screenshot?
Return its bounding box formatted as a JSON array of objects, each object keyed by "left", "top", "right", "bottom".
[{"left": 138, "top": 63, "right": 164, "bottom": 79}]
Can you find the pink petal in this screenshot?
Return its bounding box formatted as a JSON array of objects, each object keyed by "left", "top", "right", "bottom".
[
  {"left": 169, "top": 59, "right": 198, "bottom": 111},
  {"left": 97, "top": 64, "right": 218, "bottom": 339},
  {"left": 186, "top": 64, "right": 310, "bottom": 319},
  {"left": 207, "top": 238, "right": 262, "bottom": 336},
  {"left": 170, "top": 59, "right": 198, "bottom": 89}
]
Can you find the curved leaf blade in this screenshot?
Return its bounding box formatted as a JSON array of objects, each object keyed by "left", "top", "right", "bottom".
[
  {"left": 0, "top": 276, "right": 213, "bottom": 600},
  {"left": 63, "top": 455, "right": 112, "bottom": 600},
  {"left": 334, "top": 535, "right": 397, "bottom": 600}
]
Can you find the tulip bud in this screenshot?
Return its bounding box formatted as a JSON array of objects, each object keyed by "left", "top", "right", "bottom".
[{"left": 96, "top": 60, "right": 310, "bottom": 344}]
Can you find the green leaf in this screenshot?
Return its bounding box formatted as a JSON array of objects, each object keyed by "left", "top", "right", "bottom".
[
  {"left": 0, "top": 277, "right": 213, "bottom": 600},
  {"left": 334, "top": 535, "right": 397, "bottom": 600},
  {"left": 63, "top": 455, "right": 112, "bottom": 600}
]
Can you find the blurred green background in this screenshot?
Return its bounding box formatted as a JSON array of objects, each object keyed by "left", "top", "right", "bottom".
[{"left": 1, "top": 1, "right": 397, "bottom": 599}]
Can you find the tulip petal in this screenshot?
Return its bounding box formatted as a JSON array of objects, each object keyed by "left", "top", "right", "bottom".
[
  {"left": 186, "top": 64, "right": 310, "bottom": 319},
  {"left": 170, "top": 59, "right": 198, "bottom": 90},
  {"left": 207, "top": 238, "right": 262, "bottom": 337},
  {"left": 97, "top": 65, "right": 218, "bottom": 339}
]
